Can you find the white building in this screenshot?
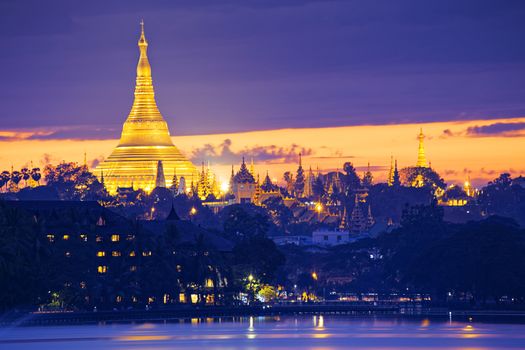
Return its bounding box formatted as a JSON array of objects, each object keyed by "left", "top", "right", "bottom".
[{"left": 312, "top": 229, "right": 352, "bottom": 246}]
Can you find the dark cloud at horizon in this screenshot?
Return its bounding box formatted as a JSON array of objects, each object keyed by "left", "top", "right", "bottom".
[
  {"left": 190, "top": 138, "right": 312, "bottom": 165},
  {"left": 441, "top": 121, "right": 525, "bottom": 138},
  {"left": 1, "top": 0, "right": 525, "bottom": 135},
  {"left": 466, "top": 122, "right": 525, "bottom": 137}
]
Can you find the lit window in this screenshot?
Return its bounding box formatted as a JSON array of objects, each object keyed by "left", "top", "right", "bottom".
[
  {"left": 148, "top": 297, "right": 155, "bottom": 304},
  {"left": 129, "top": 251, "right": 136, "bottom": 257},
  {"left": 126, "top": 234, "right": 135, "bottom": 241},
  {"left": 205, "top": 279, "right": 214, "bottom": 288},
  {"left": 96, "top": 235, "right": 103, "bottom": 242},
  {"left": 80, "top": 234, "right": 88, "bottom": 242},
  {"left": 130, "top": 265, "right": 137, "bottom": 272},
  {"left": 112, "top": 251, "right": 121, "bottom": 257},
  {"left": 63, "top": 234, "right": 70, "bottom": 240},
  {"left": 97, "top": 265, "right": 107, "bottom": 274},
  {"left": 46, "top": 234, "right": 55, "bottom": 242},
  {"left": 65, "top": 251, "right": 71, "bottom": 258},
  {"left": 132, "top": 296, "right": 138, "bottom": 303},
  {"left": 111, "top": 234, "right": 120, "bottom": 242},
  {"left": 80, "top": 281, "right": 86, "bottom": 289},
  {"left": 97, "top": 251, "right": 106, "bottom": 257},
  {"left": 163, "top": 294, "right": 170, "bottom": 304},
  {"left": 142, "top": 251, "right": 152, "bottom": 257},
  {"left": 116, "top": 295, "right": 122, "bottom": 303}
]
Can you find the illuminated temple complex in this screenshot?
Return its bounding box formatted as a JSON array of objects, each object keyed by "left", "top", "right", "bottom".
[{"left": 96, "top": 22, "right": 196, "bottom": 194}]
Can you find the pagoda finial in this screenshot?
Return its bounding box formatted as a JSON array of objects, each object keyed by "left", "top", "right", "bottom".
[
  {"left": 138, "top": 19, "right": 148, "bottom": 47},
  {"left": 416, "top": 127, "right": 428, "bottom": 168},
  {"left": 299, "top": 153, "right": 302, "bottom": 166}
]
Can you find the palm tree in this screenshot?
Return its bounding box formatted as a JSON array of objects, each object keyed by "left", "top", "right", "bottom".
[
  {"left": 31, "top": 167, "right": 42, "bottom": 185},
  {"left": 21, "top": 168, "right": 30, "bottom": 188},
  {"left": 0, "top": 171, "right": 10, "bottom": 191},
  {"left": 10, "top": 170, "right": 22, "bottom": 190}
]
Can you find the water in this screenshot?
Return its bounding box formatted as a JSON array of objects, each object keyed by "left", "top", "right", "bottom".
[{"left": 1, "top": 315, "right": 525, "bottom": 349}]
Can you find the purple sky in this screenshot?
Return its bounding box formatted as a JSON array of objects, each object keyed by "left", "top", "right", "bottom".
[{"left": 2, "top": 0, "right": 525, "bottom": 138}]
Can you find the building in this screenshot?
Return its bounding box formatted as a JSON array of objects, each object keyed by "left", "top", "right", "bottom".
[
  {"left": 231, "top": 158, "right": 257, "bottom": 204},
  {"left": 272, "top": 235, "right": 312, "bottom": 246},
  {"left": 96, "top": 22, "right": 196, "bottom": 194},
  {"left": 312, "top": 229, "right": 352, "bottom": 246},
  {"left": 1, "top": 200, "right": 233, "bottom": 307},
  {"left": 258, "top": 171, "right": 281, "bottom": 204}
]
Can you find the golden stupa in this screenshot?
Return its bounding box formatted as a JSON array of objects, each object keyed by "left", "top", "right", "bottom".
[{"left": 96, "top": 22, "right": 196, "bottom": 194}]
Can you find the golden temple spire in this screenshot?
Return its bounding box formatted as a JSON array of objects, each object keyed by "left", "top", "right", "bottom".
[
  {"left": 416, "top": 128, "right": 428, "bottom": 168},
  {"left": 96, "top": 23, "right": 197, "bottom": 194},
  {"left": 117, "top": 21, "right": 173, "bottom": 147}
]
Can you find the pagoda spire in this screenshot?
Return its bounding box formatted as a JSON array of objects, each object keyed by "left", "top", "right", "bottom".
[
  {"left": 393, "top": 159, "right": 400, "bottom": 187},
  {"left": 117, "top": 20, "right": 173, "bottom": 147},
  {"left": 416, "top": 128, "right": 428, "bottom": 168},
  {"left": 95, "top": 23, "right": 197, "bottom": 194},
  {"left": 155, "top": 160, "right": 166, "bottom": 188}
]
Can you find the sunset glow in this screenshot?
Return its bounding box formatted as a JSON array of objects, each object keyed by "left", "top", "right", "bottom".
[{"left": 2, "top": 116, "right": 524, "bottom": 187}]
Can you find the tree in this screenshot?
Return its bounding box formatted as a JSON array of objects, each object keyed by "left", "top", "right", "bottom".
[
  {"left": 312, "top": 176, "right": 325, "bottom": 199},
  {"left": 478, "top": 173, "right": 525, "bottom": 226},
  {"left": 257, "top": 285, "right": 277, "bottom": 302},
  {"left": 31, "top": 167, "right": 42, "bottom": 185},
  {"left": 343, "top": 162, "right": 361, "bottom": 193},
  {"left": 44, "top": 162, "right": 109, "bottom": 200},
  {"left": 221, "top": 205, "right": 270, "bottom": 239},
  {"left": 283, "top": 172, "right": 294, "bottom": 195},
  {"left": 406, "top": 216, "right": 525, "bottom": 303},
  {"left": 232, "top": 234, "right": 285, "bottom": 284},
  {"left": 399, "top": 166, "right": 446, "bottom": 189}
]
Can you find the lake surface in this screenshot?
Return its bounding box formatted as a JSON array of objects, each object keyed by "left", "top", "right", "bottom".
[{"left": 1, "top": 315, "right": 525, "bottom": 349}]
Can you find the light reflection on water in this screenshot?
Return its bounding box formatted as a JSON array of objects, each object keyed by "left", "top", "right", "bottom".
[{"left": 1, "top": 315, "right": 525, "bottom": 349}]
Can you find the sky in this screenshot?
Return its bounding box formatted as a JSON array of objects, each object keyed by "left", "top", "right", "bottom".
[{"left": 1, "top": 0, "right": 524, "bottom": 186}]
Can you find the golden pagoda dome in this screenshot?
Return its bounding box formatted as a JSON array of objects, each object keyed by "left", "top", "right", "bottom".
[{"left": 96, "top": 22, "right": 196, "bottom": 194}]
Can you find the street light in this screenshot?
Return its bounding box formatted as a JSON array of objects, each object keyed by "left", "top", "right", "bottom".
[
  {"left": 312, "top": 272, "right": 318, "bottom": 281},
  {"left": 189, "top": 207, "right": 197, "bottom": 222},
  {"left": 315, "top": 202, "right": 322, "bottom": 221}
]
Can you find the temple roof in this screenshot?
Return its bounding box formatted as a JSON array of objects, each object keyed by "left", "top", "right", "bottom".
[
  {"left": 233, "top": 158, "right": 255, "bottom": 184},
  {"left": 261, "top": 172, "right": 278, "bottom": 192}
]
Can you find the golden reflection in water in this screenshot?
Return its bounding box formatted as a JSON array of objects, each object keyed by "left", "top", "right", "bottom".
[
  {"left": 420, "top": 318, "right": 430, "bottom": 327},
  {"left": 248, "top": 316, "right": 254, "bottom": 332},
  {"left": 318, "top": 315, "right": 325, "bottom": 329}
]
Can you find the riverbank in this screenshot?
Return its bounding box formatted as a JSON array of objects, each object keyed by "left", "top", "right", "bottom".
[{"left": 3, "top": 303, "right": 525, "bottom": 327}]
